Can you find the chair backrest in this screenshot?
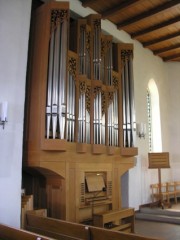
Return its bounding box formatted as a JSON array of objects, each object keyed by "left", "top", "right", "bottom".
[
  {"left": 167, "top": 182, "right": 175, "bottom": 192},
  {"left": 175, "top": 181, "right": 180, "bottom": 193},
  {"left": 150, "top": 183, "right": 159, "bottom": 194},
  {"left": 160, "top": 182, "right": 168, "bottom": 193}
]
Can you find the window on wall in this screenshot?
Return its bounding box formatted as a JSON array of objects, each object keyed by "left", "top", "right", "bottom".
[
  {"left": 147, "top": 89, "right": 152, "bottom": 152},
  {"left": 147, "top": 79, "right": 162, "bottom": 152}
]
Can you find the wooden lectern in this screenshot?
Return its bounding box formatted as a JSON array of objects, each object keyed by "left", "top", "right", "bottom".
[{"left": 148, "top": 152, "right": 170, "bottom": 209}]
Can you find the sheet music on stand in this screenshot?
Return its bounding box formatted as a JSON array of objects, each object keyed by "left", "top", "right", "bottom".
[{"left": 148, "top": 152, "right": 170, "bottom": 209}]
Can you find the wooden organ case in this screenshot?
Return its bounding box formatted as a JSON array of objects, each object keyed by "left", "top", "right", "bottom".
[{"left": 24, "top": 1, "right": 138, "bottom": 224}]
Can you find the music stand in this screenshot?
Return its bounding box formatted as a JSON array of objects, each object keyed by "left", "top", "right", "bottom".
[{"left": 148, "top": 152, "right": 170, "bottom": 209}]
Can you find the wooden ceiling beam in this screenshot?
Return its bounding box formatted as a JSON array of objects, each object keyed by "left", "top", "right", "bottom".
[
  {"left": 143, "top": 32, "right": 180, "bottom": 47},
  {"left": 101, "top": 0, "right": 139, "bottom": 19},
  {"left": 153, "top": 44, "right": 180, "bottom": 55},
  {"left": 132, "top": 16, "right": 180, "bottom": 39},
  {"left": 80, "top": 0, "right": 97, "bottom": 7},
  {"left": 163, "top": 53, "right": 180, "bottom": 62},
  {"left": 117, "top": 0, "right": 180, "bottom": 29}
]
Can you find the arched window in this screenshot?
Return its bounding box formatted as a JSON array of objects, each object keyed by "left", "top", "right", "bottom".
[
  {"left": 147, "top": 79, "right": 162, "bottom": 152},
  {"left": 147, "top": 89, "right": 152, "bottom": 152}
]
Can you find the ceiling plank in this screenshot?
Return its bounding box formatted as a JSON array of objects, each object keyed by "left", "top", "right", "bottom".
[
  {"left": 117, "top": 0, "right": 180, "bottom": 29},
  {"left": 163, "top": 53, "right": 180, "bottom": 62},
  {"left": 143, "top": 32, "right": 180, "bottom": 47},
  {"left": 153, "top": 44, "right": 180, "bottom": 55},
  {"left": 132, "top": 16, "right": 180, "bottom": 39},
  {"left": 80, "top": 0, "right": 97, "bottom": 7},
  {"left": 101, "top": 0, "right": 139, "bottom": 19}
]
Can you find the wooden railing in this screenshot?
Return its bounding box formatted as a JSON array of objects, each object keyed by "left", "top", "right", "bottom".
[
  {"left": 25, "top": 211, "right": 162, "bottom": 240},
  {"left": 150, "top": 181, "right": 180, "bottom": 204}
]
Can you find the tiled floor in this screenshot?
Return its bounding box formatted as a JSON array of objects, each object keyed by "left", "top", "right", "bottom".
[{"left": 134, "top": 203, "right": 180, "bottom": 240}]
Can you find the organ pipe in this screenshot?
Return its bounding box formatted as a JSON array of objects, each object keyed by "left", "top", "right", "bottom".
[
  {"left": 46, "top": 9, "right": 68, "bottom": 139},
  {"left": 45, "top": 10, "right": 136, "bottom": 151},
  {"left": 121, "top": 50, "right": 135, "bottom": 147}
]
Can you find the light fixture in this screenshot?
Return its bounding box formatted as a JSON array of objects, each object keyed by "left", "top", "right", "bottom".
[
  {"left": 136, "top": 122, "right": 146, "bottom": 139},
  {"left": 0, "top": 101, "right": 8, "bottom": 129}
]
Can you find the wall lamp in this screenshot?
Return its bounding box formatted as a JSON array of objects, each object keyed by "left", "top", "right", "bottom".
[
  {"left": 136, "top": 122, "right": 146, "bottom": 139},
  {"left": 0, "top": 101, "right": 8, "bottom": 129}
]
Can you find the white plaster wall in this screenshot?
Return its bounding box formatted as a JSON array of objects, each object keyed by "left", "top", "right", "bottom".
[
  {"left": 0, "top": 0, "right": 31, "bottom": 227},
  {"left": 130, "top": 41, "right": 173, "bottom": 208},
  {"left": 166, "top": 62, "right": 180, "bottom": 181}
]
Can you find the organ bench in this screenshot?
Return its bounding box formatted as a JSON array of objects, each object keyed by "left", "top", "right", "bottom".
[{"left": 93, "top": 208, "right": 135, "bottom": 233}]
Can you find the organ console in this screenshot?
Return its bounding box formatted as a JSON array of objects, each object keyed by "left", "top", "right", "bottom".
[{"left": 23, "top": 1, "right": 138, "bottom": 224}]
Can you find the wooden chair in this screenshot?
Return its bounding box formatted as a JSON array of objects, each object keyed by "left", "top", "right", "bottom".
[
  {"left": 175, "top": 181, "right": 180, "bottom": 202},
  {"left": 150, "top": 183, "right": 169, "bottom": 205},
  {"left": 160, "top": 182, "right": 169, "bottom": 203},
  {"left": 167, "top": 182, "right": 177, "bottom": 203},
  {"left": 150, "top": 184, "right": 160, "bottom": 203}
]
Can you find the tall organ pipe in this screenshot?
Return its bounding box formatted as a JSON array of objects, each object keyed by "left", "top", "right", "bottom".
[
  {"left": 46, "top": 13, "right": 68, "bottom": 140},
  {"left": 46, "top": 28, "right": 55, "bottom": 139},
  {"left": 128, "top": 55, "right": 135, "bottom": 147},
  {"left": 58, "top": 19, "right": 68, "bottom": 139},
  {"left": 122, "top": 52, "right": 135, "bottom": 147}
]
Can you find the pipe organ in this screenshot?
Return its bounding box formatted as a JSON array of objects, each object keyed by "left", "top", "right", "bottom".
[{"left": 24, "top": 1, "right": 138, "bottom": 224}]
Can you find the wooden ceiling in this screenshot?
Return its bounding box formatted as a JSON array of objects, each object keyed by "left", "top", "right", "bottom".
[{"left": 79, "top": 0, "right": 180, "bottom": 62}]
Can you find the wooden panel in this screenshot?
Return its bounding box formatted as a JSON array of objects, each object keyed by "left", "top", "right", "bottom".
[
  {"left": 90, "top": 226, "right": 161, "bottom": 240},
  {"left": 25, "top": 213, "right": 160, "bottom": 240},
  {"left": 148, "top": 152, "right": 170, "bottom": 169},
  {"left": 46, "top": 176, "right": 66, "bottom": 219},
  {"left": 26, "top": 214, "right": 89, "bottom": 240},
  {"left": 0, "top": 224, "right": 51, "bottom": 240},
  {"left": 93, "top": 208, "right": 134, "bottom": 233},
  {"left": 121, "top": 147, "right": 138, "bottom": 156},
  {"left": 69, "top": 167, "right": 76, "bottom": 221}
]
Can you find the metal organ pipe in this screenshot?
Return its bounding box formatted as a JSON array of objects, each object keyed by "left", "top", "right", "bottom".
[
  {"left": 46, "top": 27, "right": 55, "bottom": 139},
  {"left": 46, "top": 11, "right": 68, "bottom": 140},
  {"left": 58, "top": 19, "right": 67, "bottom": 140},
  {"left": 52, "top": 24, "right": 60, "bottom": 139},
  {"left": 78, "top": 82, "right": 86, "bottom": 143},
  {"left": 67, "top": 71, "right": 75, "bottom": 142},
  {"left": 122, "top": 51, "right": 135, "bottom": 147},
  {"left": 106, "top": 39, "right": 119, "bottom": 147},
  {"left": 125, "top": 58, "right": 130, "bottom": 147},
  {"left": 93, "top": 22, "right": 101, "bottom": 81},
  {"left": 85, "top": 86, "right": 91, "bottom": 144},
  {"left": 108, "top": 100, "right": 113, "bottom": 146},
  {"left": 114, "top": 90, "right": 118, "bottom": 147},
  {"left": 92, "top": 19, "right": 102, "bottom": 145},
  {"left": 106, "top": 41, "right": 113, "bottom": 86},
  {"left": 79, "top": 25, "right": 86, "bottom": 75},
  {"left": 45, "top": 12, "right": 135, "bottom": 150},
  {"left": 128, "top": 55, "right": 135, "bottom": 147},
  {"left": 122, "top": 61, "right": 128, "bottom": 147}
]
